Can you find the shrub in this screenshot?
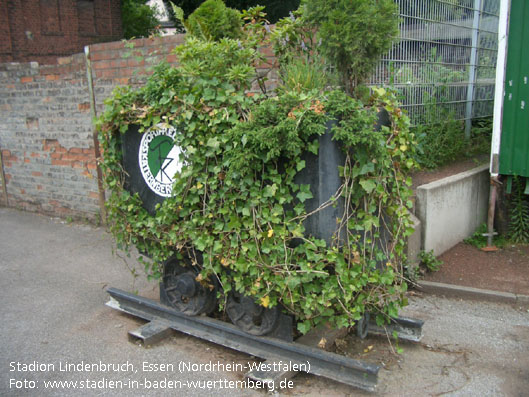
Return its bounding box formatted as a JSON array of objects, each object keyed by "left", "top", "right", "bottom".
[
  {"left": 301, "top": 0, "right": 399, "bottom": 96},
  {"left": 412, "top": 116, "right": 466, "bottom": 169},
  {"left": 185, "top": 0, "right": 242, "bottom": 41},
  {"left": 121, "top": 0, "right": 160, "bottom": 39}
]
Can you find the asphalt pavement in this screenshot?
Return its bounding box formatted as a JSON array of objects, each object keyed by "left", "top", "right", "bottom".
[{"left": 1, "top": 207, "right": 528, "bottom": 396}]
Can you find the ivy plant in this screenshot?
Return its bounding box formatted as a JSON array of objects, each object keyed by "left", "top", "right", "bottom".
[{"left": 98, "top": 6, "right": 418, "bottom": 333}]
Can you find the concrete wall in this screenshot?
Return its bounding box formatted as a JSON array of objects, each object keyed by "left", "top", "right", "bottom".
[{"left": 415, "top": 164, "right": 490, "bottom": 255}]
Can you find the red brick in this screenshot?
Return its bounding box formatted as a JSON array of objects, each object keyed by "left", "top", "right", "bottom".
[
  {"left": 110, "top": 59, "right": 128, "bottom": 68},
  {"left": 57, "top": 56, "right": 73, "bottom": 65},
  {"left": 93, "top": 60, "right": 112, "bottom": 70},
  {"left": 166, "top": 54, "right": 177, "bottom": 64},
  {"left": 78, "top": 102, "right": 91, "bottom": 112},
  {"left": 30, "top": 152, "right": 40, "bottom": 158},
  {"left": 20, "top": 76, "right": 33, "bottom": 83},
  {"left": 45, "top": 74, "right": 60, "bottom": 81},
  {"left": 72, "top": 161, "right": 85, "bottom": 169},
  {"left": 51, "top": 159, "right": 71, "bottom": 166},
  {"left": 62, "top": 153, "right": 89, "bottom": 162},
  {"left": 92, "top": 40, "right": 127, "bottom": 51},
  {"left": 24, "top": 158, "right": 30, "bottom": 163},
  {"left": 88, "top": 191, "right": 99, "bottom": 199},
  {"left": 101, "top": 69, "right": 118, "bottom": 78},
  {"left": 126, "top": 58, "right": 144, "bottom": 68},
  {"left": 32, "top": 171, "right": 43, "bottom": 177}
]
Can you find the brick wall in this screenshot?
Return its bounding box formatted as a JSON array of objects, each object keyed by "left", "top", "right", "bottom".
[
  {"left": 0, "top": 55, "right": 99, "bottom": 219},
  {"left": 0, "top": 34, "right": 278, "bottom": 221},
  {"left": 0, "top": 0, "right": 122, "bottom": 65}
]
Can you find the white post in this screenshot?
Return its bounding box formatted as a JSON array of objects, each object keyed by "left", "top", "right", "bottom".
[{"left": 489, "top": 0, "right": 511, "bottom": 176}]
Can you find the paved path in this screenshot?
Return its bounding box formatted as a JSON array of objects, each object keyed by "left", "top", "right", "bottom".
[{"left": 1, "top": 208, "right": 528, "bottom": 396}]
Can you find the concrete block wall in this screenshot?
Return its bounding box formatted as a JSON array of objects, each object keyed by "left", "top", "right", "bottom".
[
  {"left": 0, "top": 34, "right": 279, "bottom": 220},
  {"left": 415, "top": 164, "right": 490, "bottom": 256}
]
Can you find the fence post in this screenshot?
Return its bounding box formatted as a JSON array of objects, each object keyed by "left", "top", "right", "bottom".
[
  {"left": 465, "top": 0, "right": 484, "bottom": 138},
  {"left": 84, "top": 45, "right": 107, "bottom": 225}
]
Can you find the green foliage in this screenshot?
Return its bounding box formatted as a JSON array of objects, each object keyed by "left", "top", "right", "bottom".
[
  {"left": 276, "top": 57, "right": 333, "bottom": 95},
  {"left": 98, "top": 10, "right": 418, "bottom": 333},
  {"left": 185, "top": 0, "right": 242, "bottom": 41},
  {"left": 121, "top": 0, "right": 160, "bottom": 39},
  {"left": 168, "top": 0, "right": 299, "bottom": 23},
  {"left": 404, "top": 263, "right": 420, "bottom": 283},
  {"left": 469, "top": 117, "right": 493, "bottom": 156},
  {"left": 412, "top": 110, "right": 492, "bottom": 170},
  {"left": 464, "top": 223, "right": 506, "bottom": 249},
  {"left": 392, "top": 48, "right": 466, "bottom": 87},
  {"left": 301, "top": 0, "right": 399, "bottom": 95},
  {"left": 412, "top": 114, "right": 466, "bottom": 169},
  {"left": 509, "top": 177, "right": 529, "bottom": 244},
  {"left": 418, "top": 250, "right": 442, "bottom": 272}
]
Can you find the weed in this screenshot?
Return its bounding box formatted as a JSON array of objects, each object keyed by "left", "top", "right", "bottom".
[
  {"left": 418, "top": 250, "right": 443, "bottom": 272},
  {"left": 509, "top": 177, "right": 529, "bottom": 243},
  {"left": 464, "top": 223, "right": 506, "bottom": 249}
]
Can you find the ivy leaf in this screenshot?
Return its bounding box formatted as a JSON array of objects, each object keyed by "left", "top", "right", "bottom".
[
  {"left": 354, "top": 162, "right": 375, "bottom": 177},
  {"left": 263, "top": 184, "right": 278, "bottom": 198},
  {"left": 260, "top": 295, "right": 270, "bottom": 308},
  {"left": 296, "top": 184, "right": 313, "bottom": 203},
  {"left": 297, "top": 320, "right": 311, "bottom": 334},
  {"left": 213, "top": 240, "right": 222, "bottom": 253},
  {"left": 308, "top": 139, "right": 319, "bottom": 154},
  {"left": 195, "top": 236, "right": 206, "bottom": 251},
  {"left": 296, "top": 160, "right": 306, "bottom": 172},
  {"left": 359, "top": 179, "right": 376, "bottom": 194},
  {"left": 206, "top": 137, "right": 220, "bottom": 149}
]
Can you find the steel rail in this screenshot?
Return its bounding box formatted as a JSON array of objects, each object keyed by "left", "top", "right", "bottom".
[{"left": 106, "top": 287, "right": 380, "bottom": 392}]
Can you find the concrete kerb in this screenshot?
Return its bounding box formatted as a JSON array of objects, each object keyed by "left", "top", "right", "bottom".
[{"left": 418, "top": 280, "right": 529, "bottom": 307}]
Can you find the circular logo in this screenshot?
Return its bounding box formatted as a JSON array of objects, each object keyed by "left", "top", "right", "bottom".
[{"left": 138, "top": 126, "right": 182, "bottom": 198}]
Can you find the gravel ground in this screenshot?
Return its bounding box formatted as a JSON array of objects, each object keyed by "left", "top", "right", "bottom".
[{"left": 1, "top": 207, "right": 528, "bottom": 396}]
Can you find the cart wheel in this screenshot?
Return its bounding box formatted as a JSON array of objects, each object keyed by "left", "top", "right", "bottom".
[
  {"left": 356, "top": 312, "right": 370, "bottom": 339},
  {"left": 226, "top": 292, "right": 279, "bottom": 335},
  {"left": 161, "top": 257, "right": 216, "bottom": 315}
]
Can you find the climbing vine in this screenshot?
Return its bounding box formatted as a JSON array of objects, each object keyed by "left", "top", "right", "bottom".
[{"left": 97, "top": 5, "right": 417, "bottom": 333}]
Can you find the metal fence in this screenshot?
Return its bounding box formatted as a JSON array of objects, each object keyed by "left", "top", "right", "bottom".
[{"left": 370, "top": 0, "right": 500, "bottom": 129}]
